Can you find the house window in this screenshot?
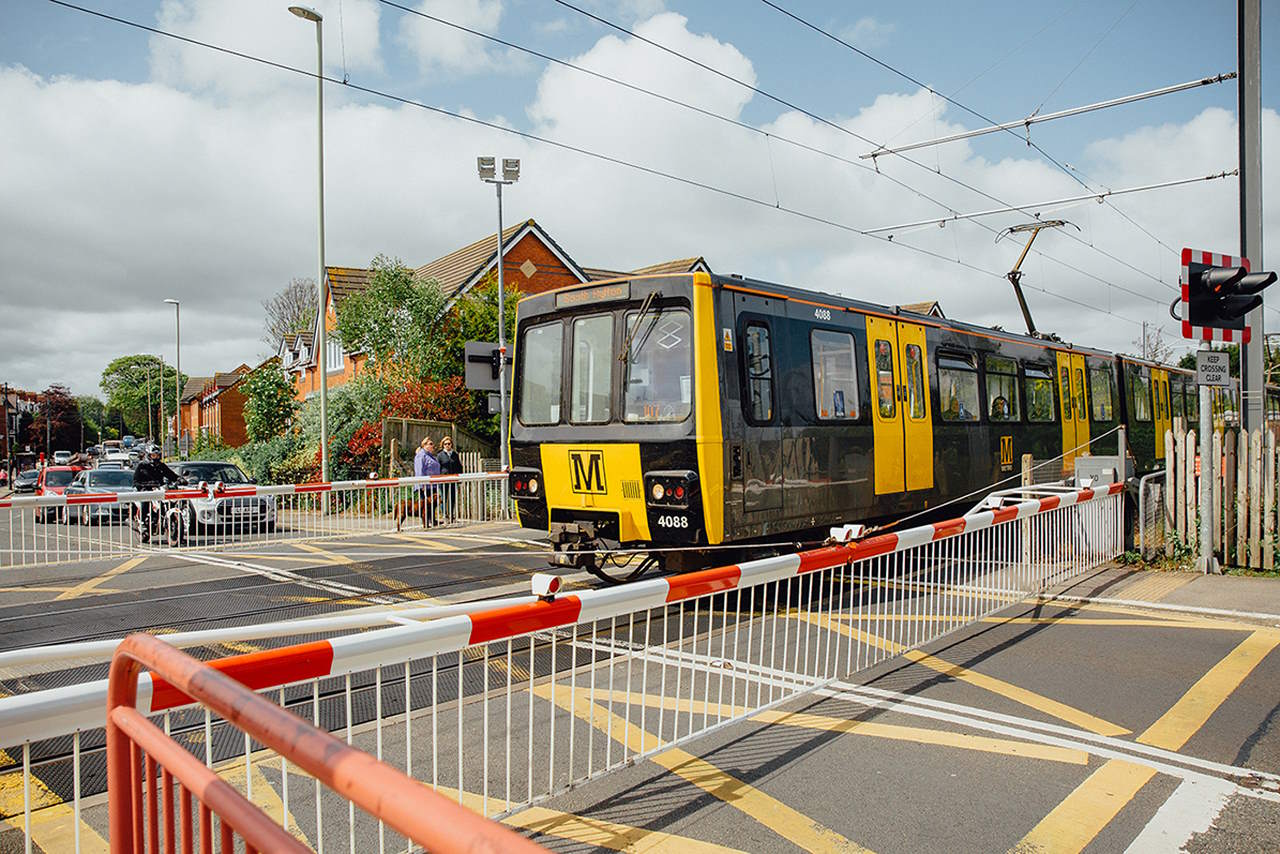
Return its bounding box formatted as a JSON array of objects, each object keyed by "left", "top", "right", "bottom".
[
  {"left": 326, "top": 337, "right": 343, "bottom": 373},
  {"left": 810, "top": 329, "right": 858, "bottom": 420}
]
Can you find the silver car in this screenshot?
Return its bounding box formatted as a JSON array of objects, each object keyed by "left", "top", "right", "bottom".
[{"left": 63, "top": 468, "right": 138, "bottom": 524}]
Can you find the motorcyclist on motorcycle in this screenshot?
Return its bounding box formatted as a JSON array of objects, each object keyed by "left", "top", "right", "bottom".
[{"left": 133, "top": 445, "right": 181, "bottom": 543}]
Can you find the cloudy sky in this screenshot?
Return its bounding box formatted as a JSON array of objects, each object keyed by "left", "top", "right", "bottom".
[{"left": 2, "top": 0, "right": 1278, "bottom": 397}]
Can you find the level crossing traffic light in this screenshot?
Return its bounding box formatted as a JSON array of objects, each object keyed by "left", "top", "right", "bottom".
[{"left": 1180, "top": 247, "right": 1276, "bottom": 343}]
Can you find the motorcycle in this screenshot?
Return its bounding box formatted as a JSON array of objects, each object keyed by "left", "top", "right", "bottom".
[{"left": 130, "top": 477, "right": 192, "bottom": 547}]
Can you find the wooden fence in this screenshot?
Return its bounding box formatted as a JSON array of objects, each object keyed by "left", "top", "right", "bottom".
[{"left": 1163, "top": 427, "right": 1277, "bottom": 570}]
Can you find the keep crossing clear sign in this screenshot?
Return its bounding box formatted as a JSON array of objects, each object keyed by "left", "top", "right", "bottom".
[{"left": 1195, "top": 350, "right": 1231, "bottom": 387}]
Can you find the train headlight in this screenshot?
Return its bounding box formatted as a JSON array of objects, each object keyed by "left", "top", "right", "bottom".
[
  {"left": 528, "top": 477, "right": 539, "bottom": 495},
  {"left": 652, "top": 482, "right": 665, "bottom": 501}
]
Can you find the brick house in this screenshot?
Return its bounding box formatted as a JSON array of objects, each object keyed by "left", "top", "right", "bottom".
[{"left": 283, "top": 219, "right": 591, "bottom": 401}]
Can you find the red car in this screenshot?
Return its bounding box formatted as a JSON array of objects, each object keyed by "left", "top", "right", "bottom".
[{"left": 35, "top": 465, "right": 85, "bottom": 523}]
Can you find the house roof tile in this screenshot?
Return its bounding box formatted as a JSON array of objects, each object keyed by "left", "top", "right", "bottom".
[
  {"left": 180, "top": 377, "right": 211, "bottom": 402},
  {"left": 413, "top": 222, "right": 526, "bottom": 299}
]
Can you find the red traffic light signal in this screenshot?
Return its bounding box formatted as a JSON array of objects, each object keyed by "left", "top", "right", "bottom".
[{"left": 1180, "top": 248, "right": 1276, "bottom": 342}]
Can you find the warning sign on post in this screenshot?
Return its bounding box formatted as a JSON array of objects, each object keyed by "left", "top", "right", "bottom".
[{"left": 1195, "top": 350, "right": 1230, "bottom": 387}]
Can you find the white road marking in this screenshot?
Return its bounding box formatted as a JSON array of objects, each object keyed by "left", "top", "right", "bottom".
[
  {"left": 174, "top": 551, "right": 398, "bottom": 604},
  {"left": 1123, "top": 776, "right": 1234, "bottom": 853}
]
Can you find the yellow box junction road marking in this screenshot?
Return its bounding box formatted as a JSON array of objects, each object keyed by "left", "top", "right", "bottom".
[
  {"left": 54, "top": 555, "right": 147, "bottom": 601},
  {"left": 534, "top": 683, "right": 871, "bottom": 853},
  {"left": 292, "top": 542, "right": 357, "bottom": 564},
  {"left": 798, "top": 611, "right": 1129, "bottom": 737},
  {"left": 1016, "top": 629, "right": 1280, "bottom": 853},
  {"left": 751, "top": 710, "right": 1089, "bottom": 765},
  {"left": 0, "top": 763, "right": 109, "bottom": 853},
  {"left": 981, "top": 616, "right": 1219, "bottom": 630}
]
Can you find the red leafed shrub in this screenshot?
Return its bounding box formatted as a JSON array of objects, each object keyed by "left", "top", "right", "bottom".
[
  {"left": 342, "top": 421, "right": 383, "bottom": 477},
  {"left": 381, "top": 376, "right": 474, "bottom": 423}
]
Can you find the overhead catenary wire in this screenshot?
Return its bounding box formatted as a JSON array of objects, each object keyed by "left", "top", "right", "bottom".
[
  {"left": 46, "top": 0, "right": 1172, "bottom": 334},
  {"left": 755, "top": 0, "right": 1219, "bottom": 297},
  {"left": 548, "top": 0, "right": 1204, "bottom": 314}
]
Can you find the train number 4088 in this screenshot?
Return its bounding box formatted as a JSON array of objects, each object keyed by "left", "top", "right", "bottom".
[{"left": 656, "top": 514, "right": 689, "bottom": 529}]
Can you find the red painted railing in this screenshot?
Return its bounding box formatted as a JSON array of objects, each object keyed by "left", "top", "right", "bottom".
[{"left": 105, "top": 633, "right": 546, "bottom": 854}]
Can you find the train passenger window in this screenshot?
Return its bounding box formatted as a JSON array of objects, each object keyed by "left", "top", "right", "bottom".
[
  {"left": 624, "top": 308, "right": 692, "bottom": 423},
  {"left": 1059, "top": 366, "right": 1073, "bottom": 420},
  {"left": 984, "top": 355, "right": 1020, "bottom": 422},
  {"left": 937, "top": 353, "right": 980, "bottom": 423},
  {"left": 518, "top": 321, "right": 563, "bottom": 425},
  {"left": 1131, "top": 374, "right": 1153, "bottom": 421},
  {"left": 810, "top": 330, "right": 859, "bottom": 420},
  {"left": 1171, "top": 383, "right": 1184, "bottom": 420},
  {"left": 1186, "top": 385, "right": 1199, "bottom": 420},
  {"left": 905, "top": 344, "right": 926, "bottom": 419},
  {"left": 744, "top": 323, "right": 775, "bottom": 422},
  {"left": 874, "top": 339, "right": 895, "bottom": 418},
  {"left": 570, "top": 315, "right": 613, "bottom": 424},
  {"left": 1073, "top": 368, "right": 1087, "bottom": 422},
  {"left": 1024, "top": 365, "right": 1055, "bottom": 422},
  {"left": 1088, "top": 368, "right": 1114, "bottom": 421}
]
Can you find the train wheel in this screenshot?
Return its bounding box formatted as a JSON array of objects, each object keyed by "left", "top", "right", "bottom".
[{"left": 587, "top": 553, "right": 663, "bottom": 585}]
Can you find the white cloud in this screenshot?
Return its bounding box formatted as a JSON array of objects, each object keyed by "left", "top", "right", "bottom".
[
  {"left": 2, "top": 12, "right": 1276, "bottom": 398},
  {"left": 840, "top": 16, "right": 895, "bottom": 49},
  {"left": 150, "top": 0, "right": 383, "bottom": 99},
  {"left": 395, "top": 0, "right": 525, "bottom": 76}
]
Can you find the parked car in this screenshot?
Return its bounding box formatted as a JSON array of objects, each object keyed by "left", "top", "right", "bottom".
[
  {"left": 52, "top": 451, "right": 72, "bottom": 465},
  {"left": 63, "top": 468, "right": 138, "bottom": 524},
  {"left": 34, "top": 465, "right": 85, "bottom": 522},
  {"left": 170, "top": 461, "right": 277, "bottom": 533},
  {"left": 122, "top": 435, "right": 136, "bottom": 449},
  {"left": 13, "top": 469, "right": 39, "bottom": 494}
]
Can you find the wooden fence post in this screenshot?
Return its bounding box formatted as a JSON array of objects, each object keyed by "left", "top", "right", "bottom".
[
  {"left": 1250, "top": 429, "right": 1263, "bottom": 568},
  {"left": 1264, "top": 430, "right": 1275, "bottom": 571},
  {"left": 1185, "top": 429, "right": 1198, "bottom": 552},
  {"left": 1238, "top": 429, "right": 1249, "bottom": 567},
  {"left": 389, "top": 437, "right": 400, "bottom": 477},
  {"left": 1225, "top": 430, "right": 1237, "bottom": 565}
]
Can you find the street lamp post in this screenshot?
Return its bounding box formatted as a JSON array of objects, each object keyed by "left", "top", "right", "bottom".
[
  {"left": 477, "top": 156, "right": 519, "bottom": 472},
  {"left": 290, "top": 4, "right": 329, "bottom": 482},
  {"left": 164, "top": 299, "right": 180, "bottom": 458}
]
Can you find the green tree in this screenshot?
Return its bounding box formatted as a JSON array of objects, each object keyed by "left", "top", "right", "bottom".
[
  {"left": 29, "top": 385, "right": 82, "bottom": 452},
  {"left": 100, "top": 355, "right": 186, "bottom": 436},
  {"left": 333, "top": 255, "right": 449, "bottom": 382},
  {"left": 444, "top": 273, "right": 520, "bottom": 378},
  {"left": 76, "top": 395, "right": 108, "bottom": 444},
  {"left": 241, "top": 363, "right": 297, "bottom": 442}
]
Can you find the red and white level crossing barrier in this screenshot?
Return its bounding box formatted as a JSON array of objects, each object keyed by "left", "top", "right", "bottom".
[{"left": 0, "top": 482, "right": 1124, "bottom": 851}]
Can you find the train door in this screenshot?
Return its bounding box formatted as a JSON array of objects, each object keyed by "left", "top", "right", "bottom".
[
  {"left": 1151, "top": 369, "right": 1169, "bottom": 459},
  {"left": 1055, "top": 352, "right": 1085, "bottom": 469},
  {"left": 738, "top": 307, "right": 783, "bottom": 513},
  {"left": 1070, "top": 353, "right": 1090, "bottom": 458},
  {"left": 867, "top": 316, "right": 934, "bottom": 494}
]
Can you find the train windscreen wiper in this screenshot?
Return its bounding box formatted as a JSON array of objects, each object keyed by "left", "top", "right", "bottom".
[{"left": 619, "top": 290, "right": 661, "bottom": 365}]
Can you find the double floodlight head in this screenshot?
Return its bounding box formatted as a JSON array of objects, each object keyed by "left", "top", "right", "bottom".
[{"left": 477, "top": 156, "right": 521, "bottom": 183}]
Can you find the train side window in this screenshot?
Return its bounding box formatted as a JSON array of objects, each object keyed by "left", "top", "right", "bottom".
[
  {"left": 1088, "top": 368, "right": 1114, "bottom": 421},
  {"left": 1186, "top": 384, "right": 1199, "bottom": 420},
  {"left": 905, "top": 344, "right": 926, "bottom": 419},
  {"left": 811, "top": 329, "right": 859, "bottom": 419},
  {"left": 1024, "top": 364, "right": 1055, "bottom": 422},
  {"left": 743, "top": 322, "right": 775, "bottom": 422},
  {"left": 518, "top": 320, "right": 563, "bottom": 425},
  {"left": 1059, "top": 365, "right": 1073, "bottom": 420},
  {"left": 984, "top": 355, "right": 1020, "bottom": 422},
  {"left": 938, "top": 353, "right": 980, "bottom": 422},
  {"left": 1171, "top": 382, "right": 1184, "bottom": 420},
  {"left": 874, "top": 339, "right": 896, "bottom": 418},
  {"left": 1131, "top": 373, "right": 1153, "bottom": 421},
  {"left": 1073, "top": 368, "right": 1087, "bottom": 422},
  {"left": 569, "top": 314, "right": 613, "bottom": 424}
]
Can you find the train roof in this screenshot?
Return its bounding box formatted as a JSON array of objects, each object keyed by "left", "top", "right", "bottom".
[{"left": 526, "top": 270, "right": 1201, "bottom": 371}]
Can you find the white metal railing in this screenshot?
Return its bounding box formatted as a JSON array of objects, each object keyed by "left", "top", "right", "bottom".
[
  {"left": 0, "top": 483, "right": 1123, "bottom": 851},
  {"left": 0, "top": 472, "right": 511, "bottom": 568}
]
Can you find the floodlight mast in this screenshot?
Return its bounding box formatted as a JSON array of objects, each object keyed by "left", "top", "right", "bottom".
[
  {"left": 997, "top": 220, "right": 1075, "bottom": 337},
  {"left": 478, "top": 156, "right": 520, "bottom": 472}
]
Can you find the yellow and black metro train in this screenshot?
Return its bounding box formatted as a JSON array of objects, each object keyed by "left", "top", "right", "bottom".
[{"left": 507, "top": 271, "right": 1279, "bottom": 582}]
